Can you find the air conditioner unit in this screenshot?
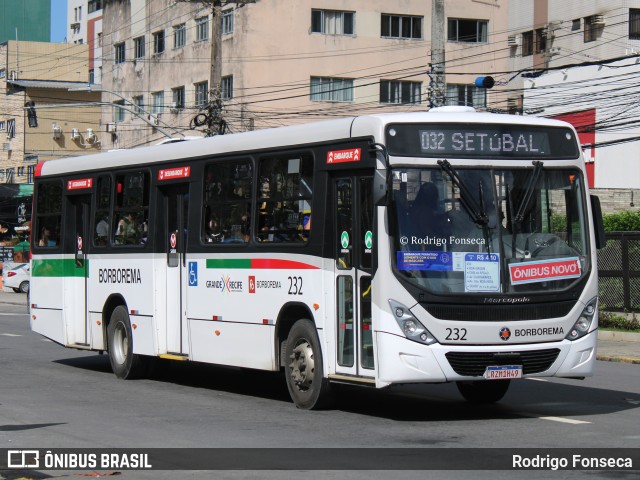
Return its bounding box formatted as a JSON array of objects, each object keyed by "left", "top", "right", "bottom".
[
  {"left": 9, "top": 71, "right": 16, "bottom": 81},
  {"left": 52, "top": 123, "right": 62, "bottom": 139},
  {"left": 508, "top": 35, "right": 520, "bottom": 46},
  {"left": 148, "top": 115, "right": 159, "bottom": 125},
  {"left": 592, "top": 14, "right": 605, "bottom": 25},
  {"left": 71, "top": 128, "right": 80, "bottom": 140},
  {"left": 106, "top": 122, "right": 117, "bottom": 133},
  {"left": 2, "top": 142, "right": 11, "bottom": 151},
  {"left": 170, "top": 102, "right": 180, "bottom": 113}
]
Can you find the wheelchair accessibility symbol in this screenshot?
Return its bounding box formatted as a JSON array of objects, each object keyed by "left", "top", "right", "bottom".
[{"left": 188, "top": 262, "right": 198, "bottom": 286}]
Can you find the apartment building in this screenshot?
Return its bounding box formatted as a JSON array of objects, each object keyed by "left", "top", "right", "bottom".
[
  {"left": 68, "top": 0, "right": 104, "bottom": 85},
  {"left": 101, "top": 0, "right": 510, "bottom": 149},
  {"left": 508, "top": 1, "right": 640, "bottom": 192},
  {"left": 0, "top": 41, "right": 100, "bottom": 184}
]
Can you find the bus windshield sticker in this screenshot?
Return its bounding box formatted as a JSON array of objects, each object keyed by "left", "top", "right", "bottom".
[
  {"left": 397, "top": 251, "right": 453, "bottom": 271},
  {"left": 158, "top": 166, "right": 191, "bottom": 181},
  {"left": 464, "top": 253, "right": 500, "bottom": 292},
  {"left": 509, "top": 257, "right": 582, "bottom": 285},
  {"left": 327, "top": 148, "right": 361, "bottom": 164},
  {"left": 67, "top": 178, "right": 93, "bottom": 190}
]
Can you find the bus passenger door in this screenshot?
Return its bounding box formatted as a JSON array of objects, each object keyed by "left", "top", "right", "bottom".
[
  {"left": 162, "top": 184, "right": 190, "bottom": 355},
  {"left": 67, "top": 194, "right": 91, "bottom": 346},
  {"left": 333, "top": 174, "right": 374, "bottom": 379}
]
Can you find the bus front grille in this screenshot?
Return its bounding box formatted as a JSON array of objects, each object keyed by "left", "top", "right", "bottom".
[
  {"left": 425, "top": 301, "right": 576, "bottom": 321},
  {"left": 445, "top": 348, "right": 561, "bottom": 377}
]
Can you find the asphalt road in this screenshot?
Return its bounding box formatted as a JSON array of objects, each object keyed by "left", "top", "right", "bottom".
[{"left": 0, "top": 300, "right": 639, "bottom": 480}]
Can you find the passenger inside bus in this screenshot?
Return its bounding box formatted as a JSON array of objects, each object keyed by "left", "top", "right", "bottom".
[
  {"left": 115, "top": 212, "right": 139, "bottom": 245},
  {"left": 38, "top": 226, "right": 57, "bottom": 247},
  {"left": 95, "top": 215, "right": 109, "bottom": 246},
  {"left": 409, "top": 182, "right": 449, "bottom": 247}
]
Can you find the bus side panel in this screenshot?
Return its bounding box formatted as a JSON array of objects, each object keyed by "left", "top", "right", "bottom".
[
  {"left": 189, "top": 319, "right": 275, "bottom": 370},
  {"left": 130, "top": 314, "right": 157, "bottom": 356},
  {"left": 88, "top": 312, "right": 105, "bottom": 350},
  {"left": 30, "top": 308, "right": 66, "bottom": 346}
]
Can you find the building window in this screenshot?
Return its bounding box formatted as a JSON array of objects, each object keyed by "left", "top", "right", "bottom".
[
  {"left": 174, "top": 23, "right": 186, "bottom": 48},
  {"left": 221, "top": 9, "right": 234, "bottom": 34},
  {"left": 89, "top": 69, "right": 94, "bottom": 84},
  {"left": 115, "top": 42, "right": 125, "bottom": 64},
  {"left": 153, "top": 30, "right": 165, "bottom": 55},
  {"left": 535, "top": 28, "right": 546, "bottom": 53},
  {"left": 0, "top": 69, "right": 4, "bottom": 78},
  {"left": 195, "top": 81, "right": 209, "bottom": 107},
  {"left": 114, "top": 101, "right": 126, "bottom": 123},
  {"left": 172, "top": 86, "right": 185, "bottom": 109},
  {"left": 310, "top": 77, "right": 354, "bottom": 102},
  {"left": 584, "top": 15, "right": 602, "bottom": 42},
  {"left": 630, "top": 9, "right": 640, "bottom": 39},
  {"left": 221, "top": 76, "right": 233, "bottom": 100},
  {"left": 447, "top": 18, "right": 488, "bottom": 43},
  {"left": 572, "top": 19, "right": 581, "bottom": 30},
  {"left": 381, "top": 14, "right": 422, "bottom": 39},
  {"left": 0, "top": 121, "right": 5, "bottom": 132},
  {"left": 152, "top": 92, "right": 164, "bottom": 114},
  {"left": 6, "top": 119, "right": 15, "bottom": 138},
  {"left": 97, "top": 32, "right": 103, "bottom": 47},
  {"left": 134, "top": 36, "right": 145, "bottom": 59},
  {"left": 380, "top": 80, "right": 421, "bottom": 104},
  {"left": 521, "top": 30, "right": 533, "bottom": 56},
  {"left": 311, "top": 10, "right": 354, "bottom": 35},
  {"left": 88, "top": 0, "right": 102, "bottom": 14},
  {"left": 196, "top": 16, "right": 209, "bottom": 42},
  {"left": 132, "top": 95, "right": 144, "bottom": 118},
  {"left": 446, "top": 84, "right": 486, "bottom": 108}
]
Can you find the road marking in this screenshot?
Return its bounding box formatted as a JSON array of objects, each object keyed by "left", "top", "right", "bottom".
[
  {"left": 521, "top": 412, "right": 591, "bottom": 424},
  {"left": 0, "top": 333, "right": 21, "bottom": 337}
]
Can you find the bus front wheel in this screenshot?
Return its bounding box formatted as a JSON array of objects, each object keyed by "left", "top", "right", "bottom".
[
  {"left": 456, "top": 380, "right": 510, "bottom": 404},
  {"left": 285, "top": 319, "right": 334, "bottom": 410},
  {"left": 107, "top": 305, "right": 148, "bottom": 379}
]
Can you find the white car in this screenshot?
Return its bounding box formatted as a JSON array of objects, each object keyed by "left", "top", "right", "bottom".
[{"left": 2, "top": 262, "right": 30, "bottom": 293}]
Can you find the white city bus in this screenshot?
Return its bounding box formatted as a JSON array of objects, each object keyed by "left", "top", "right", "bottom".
[{"left": 30, "top": 108, "right": 605, "bottom": 409}]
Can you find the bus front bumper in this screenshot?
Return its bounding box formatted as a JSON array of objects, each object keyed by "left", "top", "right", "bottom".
[{"left": 375, "top": 330, "right": 597, "bottom": 388}]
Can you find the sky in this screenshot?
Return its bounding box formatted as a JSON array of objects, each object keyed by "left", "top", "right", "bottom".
[{"left": 50, "top": 0, "right": 68, "bottom": 43}]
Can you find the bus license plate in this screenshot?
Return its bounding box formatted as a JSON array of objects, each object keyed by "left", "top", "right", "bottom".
[{"left": 484, "top": 365, "right": 522, "bottom": 380}]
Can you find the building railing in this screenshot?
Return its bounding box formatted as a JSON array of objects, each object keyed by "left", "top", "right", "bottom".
[{"left": 598, "top": 232, "right": 640, "bottom": 312}]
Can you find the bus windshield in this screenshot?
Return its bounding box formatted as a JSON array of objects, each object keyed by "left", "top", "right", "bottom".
[{"left": 393, "top": 165, "right": 590, "bottom": 295}]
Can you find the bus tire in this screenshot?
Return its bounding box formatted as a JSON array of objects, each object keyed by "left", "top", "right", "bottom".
[
  {"left": 285, "top": 319, "right": 334, "bottom": 410},
  {"left": 456, "top": 380, "right": 510, "bottom": 404},
  {"left": 107, "top": 305, "right": 148, "bottom": 379}
]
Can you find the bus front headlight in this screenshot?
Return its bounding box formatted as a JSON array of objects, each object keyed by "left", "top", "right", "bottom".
[
  {"left": 566, "top": 297, "right": 597, "bottom": 341},
  {"left": 389, "top": 299, "right": 437, "bottom": 345}
]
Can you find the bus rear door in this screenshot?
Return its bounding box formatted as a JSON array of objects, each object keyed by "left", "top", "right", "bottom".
[
  {"left": 332, "top": 174, "right": 375, "bottom": 380},
  {"left": 160, "top": 183, "right": 190, "bottom": 356},
  {"left": 65, "top": 193, "right": 91, "bottom": 346}
]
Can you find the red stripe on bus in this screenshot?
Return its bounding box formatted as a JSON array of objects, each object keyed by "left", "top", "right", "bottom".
[{"left": 251, "top": 259, "right": 319, "bottom": 269}]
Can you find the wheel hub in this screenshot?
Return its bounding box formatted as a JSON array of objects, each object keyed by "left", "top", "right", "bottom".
[{"left": 289, "top": 340, "right": 315, "bottom": 391}]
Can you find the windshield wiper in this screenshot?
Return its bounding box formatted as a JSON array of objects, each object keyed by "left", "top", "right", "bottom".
[
  {"left": 437, "top": 159, "right": 489, "bottom": 226},
  {"left": 513, "top": 160, "right": 543, "bottom": 225}
]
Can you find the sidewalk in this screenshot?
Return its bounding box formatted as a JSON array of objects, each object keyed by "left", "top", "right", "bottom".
[{"left": 1, "top": 290, "right": 638, "bottom": 363}]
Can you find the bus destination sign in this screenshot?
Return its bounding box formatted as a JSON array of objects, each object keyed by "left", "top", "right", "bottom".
[
  {"left": 158, "top": 166, "right": 191, "bottom": 181},
  {"left": 67, "top": 178, "right": 93, "bottom": 190},
  {"left": 385, "top": 124, "right": 579, "bottom": 159}
]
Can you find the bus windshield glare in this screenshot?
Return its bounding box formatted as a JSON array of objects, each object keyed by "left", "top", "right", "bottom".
[{"left": 393, "top": 166, "right": 590, "bottom": 295}]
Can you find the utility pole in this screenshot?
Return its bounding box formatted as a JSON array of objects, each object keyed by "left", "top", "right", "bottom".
[
  {"left": 430, "top": 0, "right": 446, "bottom": 108},
  {"left": 179, "top": 0, "right": 255, "bottom": 136}
]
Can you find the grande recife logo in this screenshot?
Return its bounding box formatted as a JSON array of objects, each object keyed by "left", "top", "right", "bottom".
[{"left": 509, "top": 257, "right": 581, "bottom": 285}]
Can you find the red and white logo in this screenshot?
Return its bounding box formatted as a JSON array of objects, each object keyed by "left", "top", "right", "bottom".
[
  {"left": 327, "top": 148, "right": 361, "bottom": 164},
  {"left": 509, "top": 258, "right": 581, "bottom": 285},
  {"left": 170, "top": 232, "right": 177, "bottom": 249},
  {"left": 248, "top": 276, "right": 256, "bottom": 294},
  {"left": 158, "top": 166, "right": 191, "bottom": 181},
  {"left": 77, "top": 236, "right": 83, "bottom": 251},
  {"left": 67, "top": 178, "right": 93, "bottom": 190}
]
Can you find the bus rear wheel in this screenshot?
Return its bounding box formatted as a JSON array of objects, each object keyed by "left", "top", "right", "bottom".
[
  {"left": 107, "top": 305, "right": 148, "bottom": 379},
  {"left": 285, "top": 319, "right": 334, "bottom": 410},
  {"left": 456, "top": 380, "right": 510, "bottom": 404}
]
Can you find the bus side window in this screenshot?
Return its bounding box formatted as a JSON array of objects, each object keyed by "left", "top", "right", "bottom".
[
  {"left": 203, "top": 160, "right": 252, "bottom": 245},
  {"left": 94, "top": 176, "right": 111, "bottom": 247},
  {"left": 113, "top": 171, "right": 149, "bottom": 247},
  {"left": 34, "top": 180, "right": 62, "bottom": 249}
]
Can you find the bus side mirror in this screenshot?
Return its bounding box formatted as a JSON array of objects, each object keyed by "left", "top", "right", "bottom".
[
  {"left": 590, "top": 194, "right": 606, "bottom": 249},
  {"left": 373, "top": 169, "right": 388, "bottom": 206}
]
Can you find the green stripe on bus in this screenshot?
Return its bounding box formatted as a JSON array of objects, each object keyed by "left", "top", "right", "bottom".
[
  {"left": 31, "top": 259, "right": 89, "bottom": 278},
  {"left": 206, "top": 259, "right": 252, "bottom": 269}
]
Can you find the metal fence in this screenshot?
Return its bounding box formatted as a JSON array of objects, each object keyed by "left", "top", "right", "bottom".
[{"left": 598, "top": 232, "right": 640, "bottom": 312}]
